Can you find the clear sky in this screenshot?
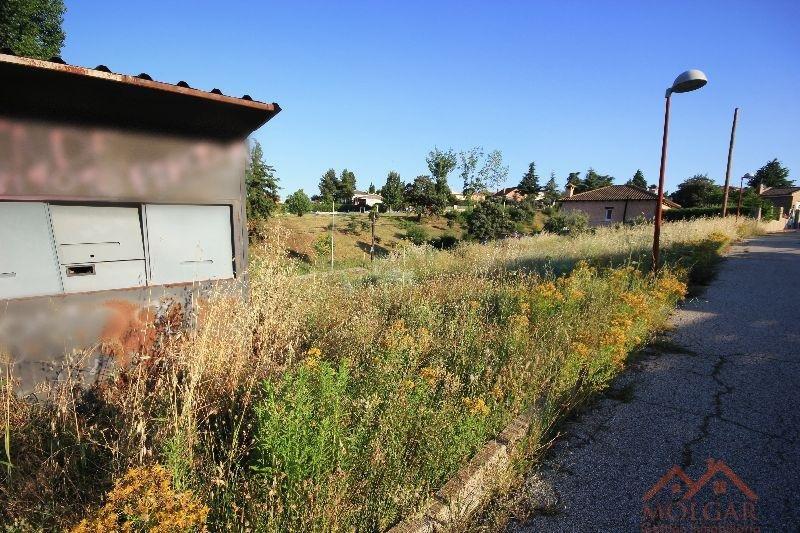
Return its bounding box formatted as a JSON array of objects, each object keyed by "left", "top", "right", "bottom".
[{"left": 62, "top": 1, "right": 799, "bottom": 198}]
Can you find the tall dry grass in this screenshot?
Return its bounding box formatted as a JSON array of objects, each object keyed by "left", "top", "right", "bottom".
[{"left": 0, "top": 218, "right": 764, "bottom": 531}]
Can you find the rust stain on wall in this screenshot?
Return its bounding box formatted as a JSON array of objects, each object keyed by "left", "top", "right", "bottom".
[{"left": 99, "top": 300, "right": 157, "bottom": 365}]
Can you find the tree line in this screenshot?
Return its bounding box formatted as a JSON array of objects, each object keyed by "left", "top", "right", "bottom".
[{"left": 245, "top": 133, "right": 793, "bottom": 228}]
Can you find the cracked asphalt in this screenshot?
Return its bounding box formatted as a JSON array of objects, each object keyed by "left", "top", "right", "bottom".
[{"left": 511, "top": 231, "right": 800, "bottom": 532}]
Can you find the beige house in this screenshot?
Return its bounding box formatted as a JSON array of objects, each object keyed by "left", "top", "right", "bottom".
[
  {"left": 494, "top": 187, "right": 527, "bottom": 202},
  {"left": 352, "top": 191, "right": 383, "bottom": 209},
  {"left": 559, "top": 184, "right": 680, "bottom": 226},
  {"left": 760, "top": 186, "right": 800, "bottom": 214}
]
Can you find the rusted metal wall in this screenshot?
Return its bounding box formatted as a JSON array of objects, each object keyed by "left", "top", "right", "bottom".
[{"left": 0, "top": 115, "right": 249, "bottom": 391}]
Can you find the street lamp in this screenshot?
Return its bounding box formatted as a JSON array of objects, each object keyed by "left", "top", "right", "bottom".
[
  {"left": 653, "top": 69, "right": 708, "bottom": 272},
  {"left": 736, "top": 173, "right": 752, "bottom": 220}
]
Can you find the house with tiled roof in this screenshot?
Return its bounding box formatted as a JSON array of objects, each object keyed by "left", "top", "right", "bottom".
[
  {"left": 760, "top": 186, "right": 800, "bottom": 215},
  {"left": 559, "top": 184, "right": 680, "bottom": 226}
]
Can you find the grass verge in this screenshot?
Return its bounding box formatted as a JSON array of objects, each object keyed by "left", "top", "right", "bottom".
[{"left": 0, "top": 218, "right": 764, "bottom": 531}]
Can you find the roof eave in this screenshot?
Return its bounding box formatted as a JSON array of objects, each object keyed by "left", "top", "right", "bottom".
[{"left": 0, "top": 53, "right": 278, "bottom": 113}]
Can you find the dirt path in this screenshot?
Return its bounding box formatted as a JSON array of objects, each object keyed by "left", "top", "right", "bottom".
[{"left": 511, "top": 232, "right": 800, "bottom": 531}]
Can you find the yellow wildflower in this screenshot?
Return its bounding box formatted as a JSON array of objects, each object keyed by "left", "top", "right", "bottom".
[
  {"left": 306, "top": 346, "right": 322, "bottom": 358},
  {"left": 420, "top": 365, "right": 442, "bottom": 386},
  {"left": 71, "top": 464, "right": 208, "bottom": 533},
  {"left": 491, "top": 384, "right": 503, "bottom": 401},
  {"left": 571, "top": 342, "right": 591, "bottom": 360},
  {"left": 462, "top": 396, "right": 490, "bottom": 416}
]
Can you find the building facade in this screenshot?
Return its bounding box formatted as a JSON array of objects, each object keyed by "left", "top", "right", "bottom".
[
  {"left": 559, "top": 184, "right": 679, "bottom": 226},
  {"left": 0, "top": 53, "right": 280, "bottom": 388},
  {"left": 760, "top": 186, "right": 800, "bottom": 215}
]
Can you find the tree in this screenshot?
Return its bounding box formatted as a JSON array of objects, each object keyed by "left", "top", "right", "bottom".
[
  {"left": 0, "top": 0, "right": 65, "bottom": 59},
  {"left": 338, "top": 169, "right": 357, "bottom": 203},
  {"left": 245, "top": 140, "right": 279, "bottom": 219},
  {"left": 318, "top": 169, "right": 340, "bottom": 206},
  {"left": 426, "top": 147, "right": 458, "bottom": 185},
  {"left": 459, "top": 146, "right": 485, "bottom": 195},
  {"left": 284, "top": 189, "right": 312, "bottom": 216},
  {"left": 405, "top": 175, "right": 440, "bottom": 218},
  {"left": 567, "top": 172, "right": 581, "bottom": 186},
  {"left": 576, "top": 168, "right": 613, "bottom": 193},
  {"left": 368, "top": 182, "right": 376, "bottom": 194},
  {"left": 543, "top": 171, "right": 560, "bottom": 205},
  {"left": 433, "top": 175, "right": 454, "bottom": 211},
  {"left": 670, "top": 174, "right": 723, "bottom": 208},
  {"left": 466, "top": 199, "right": 515, "bottom": 241},
  {"left": 480, "top": 149, "right": 509, "bottom": 193},
  {"left": 518, "top": 162, "right": 541, "bottom": 194},
  {"left": 749, "top": 159, "right": 793, "bottom": 189},
  {"left": 627, "top": 169, "right": 647, "bottom": 189},
  {"left": 380, "top": 171, "right": 405, "bottom": 211}
]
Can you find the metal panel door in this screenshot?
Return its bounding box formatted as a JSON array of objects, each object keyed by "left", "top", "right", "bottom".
[
  {"left": 49, "top": 205, "right": 145, "bottom": 263},
  {"left": 0, "top": 202, "right": 62, "bottom": 299},
  {"left": 49, "top": 205, "right": 147, "bottom": 293},
  {"left": 144, "top": 204, "right": 234, "bottom": 285}
]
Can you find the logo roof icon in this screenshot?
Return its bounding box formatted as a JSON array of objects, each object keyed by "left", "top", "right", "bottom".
[{"left": 644, "top": 459, "right": 757, "bottom": 503}]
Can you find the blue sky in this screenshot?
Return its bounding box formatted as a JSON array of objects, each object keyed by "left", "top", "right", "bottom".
[{"left": 63, "top": 1, "right": 799, "bottom": 198}]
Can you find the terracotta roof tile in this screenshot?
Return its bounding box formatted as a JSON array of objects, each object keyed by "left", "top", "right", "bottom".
[
  {"left": 761, "top": 187, "right": 800, "bottom": 197},
  {"left": 560, "top": 185, "right": 680, "bottom": 208}
]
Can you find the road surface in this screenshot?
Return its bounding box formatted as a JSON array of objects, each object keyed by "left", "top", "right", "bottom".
[{"left": 511, "top": 231, "right": 800, "bottom": 532}]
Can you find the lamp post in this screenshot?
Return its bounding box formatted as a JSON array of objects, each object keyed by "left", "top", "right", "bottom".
[
  {"left": 721, "top": 107, "right": 739, "bottom": 216},
  {"left": 736, "top": 173, "right": 752, "bottom": 221},
  {"left": 653, "top": 69, "right": 708, "bottom": 272}
]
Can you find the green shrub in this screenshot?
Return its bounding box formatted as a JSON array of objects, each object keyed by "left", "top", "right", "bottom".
[
  {"left": 466, "top": 199, "right": 515, "bottom": 241},
  {"left": 404, "top": 224, "right": 429, "bottom": 245},
  {"left": 543, "top": 210, "right": 589, "bottom": 235}
]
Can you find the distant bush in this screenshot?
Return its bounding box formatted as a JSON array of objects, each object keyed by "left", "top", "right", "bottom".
[
  {"left": 404, "top": 224, "right": 430, "bottom": 245},
  {"left": 313, "top": 233, "right": 332, "bottom": 264},
  {"left": 429, "top": 233, "right": 459, "bottom": 250},
  {"left": 664, "top": 205, "right": 775, "bottom": 221},
  {"left": 466, "top": 199, "right": 515, "bottom": 241},
  {"left": 285, "top": 189, "right": 313, "bottom": 216},
  {"left": 543, "top": 210, "right": 589, "bottom": 235}
]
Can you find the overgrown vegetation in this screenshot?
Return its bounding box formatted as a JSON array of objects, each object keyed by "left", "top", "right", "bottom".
[{"left": 0, "top": 218, "right": 764, "bottom": 531}]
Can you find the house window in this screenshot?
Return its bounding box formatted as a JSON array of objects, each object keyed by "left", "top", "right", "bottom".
[{"left": 604, "top": 207, "right": 614, "bottom": 222}]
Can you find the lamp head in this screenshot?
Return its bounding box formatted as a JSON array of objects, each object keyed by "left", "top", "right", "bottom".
[{"left": 669, "top": 69, "right": 708, "bottom": 94}]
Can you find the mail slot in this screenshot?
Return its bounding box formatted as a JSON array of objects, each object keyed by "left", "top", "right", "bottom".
[
  {"left": 60, "top": 260, "right": 146, "bottom": 293},
  {"left": 66, "top": 264, "right": 96, "bottom": 277}
]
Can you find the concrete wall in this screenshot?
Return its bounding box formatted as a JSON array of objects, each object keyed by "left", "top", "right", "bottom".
[
  {"left": 560, "top": 199, "right": 665, "bottom": 226},
  {"left": 0, "top": 116, "right": 250, "bottom": 391}
]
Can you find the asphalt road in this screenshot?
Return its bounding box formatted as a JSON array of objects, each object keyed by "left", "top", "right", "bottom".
[{"left": 511, "top": 231, "right": 800, "bottom": 532}]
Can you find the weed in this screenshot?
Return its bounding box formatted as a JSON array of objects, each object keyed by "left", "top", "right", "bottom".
[{"left": 0, "top": 218, "right": 764, "bottom": 530}]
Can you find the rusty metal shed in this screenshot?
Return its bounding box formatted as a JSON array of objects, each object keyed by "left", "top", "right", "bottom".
[{"left": 0, "top": 52, "right": 280, "bottom": 389}]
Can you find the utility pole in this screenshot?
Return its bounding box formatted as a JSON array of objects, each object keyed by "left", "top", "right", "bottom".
[
  {"left": 721, "top": 107, "right": 739, "bottom": 216},
  {"left": 330, "top": 199, "right": 335, "bottom": 269},
  {"left": 369, "top": 206, "right": 377, "bottom": 262}
]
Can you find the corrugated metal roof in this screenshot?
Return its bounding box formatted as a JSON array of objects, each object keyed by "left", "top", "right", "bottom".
[
  {"left": 560, "top": 184, "right": 681, "bottom": 208},
  {"left": 0, "top": 51, "right": 280, "bottom": 139},
  {"left": 761, "top": 186, "right": 800, "bottom": 197}
]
